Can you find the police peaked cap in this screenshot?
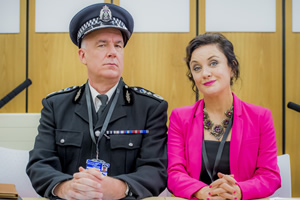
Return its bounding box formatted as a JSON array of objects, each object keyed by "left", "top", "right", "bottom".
[{"left": 69, "top": 3, "right": 134, "bottom": 48}]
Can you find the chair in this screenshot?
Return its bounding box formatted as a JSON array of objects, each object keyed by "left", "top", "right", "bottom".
[
  {"left": 270, "top": 154, "right": 292, "bottom": 197},
  {"left": 0, "top": 113, "right": 40, "bottom": 150},
  {"left": 159, "top": 188, "right": 171, "bottom": 197},
  {"left": 0, "top": 146, "right": 39, "bottom": 197}
]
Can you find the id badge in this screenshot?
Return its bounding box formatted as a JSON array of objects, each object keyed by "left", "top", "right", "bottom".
[{"left": 86, "top": 159, "right": 110, "bottom": 176}]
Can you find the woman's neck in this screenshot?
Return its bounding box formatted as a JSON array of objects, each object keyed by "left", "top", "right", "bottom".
[{"left": 203, "top": 91, "right": 233, "bottom": 114}]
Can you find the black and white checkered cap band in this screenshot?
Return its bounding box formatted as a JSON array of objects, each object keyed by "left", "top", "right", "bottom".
[{"left": 77, "top": 17, "right": 129, "bottom": 44}]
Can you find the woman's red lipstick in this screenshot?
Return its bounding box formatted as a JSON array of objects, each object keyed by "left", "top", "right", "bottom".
[{"left": 203, "top": 80, "right": 216, "bottom": 86}]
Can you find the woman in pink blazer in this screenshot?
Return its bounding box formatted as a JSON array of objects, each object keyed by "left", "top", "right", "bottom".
[{"left": 167, "top": 33, "right": 280, "bottom": 200}]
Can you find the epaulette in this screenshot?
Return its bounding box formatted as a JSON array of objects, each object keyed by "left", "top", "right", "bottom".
[
  {"left": 46, "top": 85, "right": 85, "bottom": 103},
  {"left": 46, "top": 86, "right": 79, "bottom": 99},
  {"left": 125, "top": 85, "right": 164, "bottom": 102}
]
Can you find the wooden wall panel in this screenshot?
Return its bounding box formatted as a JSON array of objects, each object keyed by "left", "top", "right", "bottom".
[
  {"left": 113, "top": 0, "right": 197, "bottom": 120},
  {"left": 0, "top": 0, "right": 26, "bottom": 113},
  {"left": 286, "top": 0, "right": 300, "bottom": 196},
  {"left": 28, "top": 0, "right": 87, "bottom": 112},
  {"left": 123, "top": 33, "right": 196, "bottom": 120}
]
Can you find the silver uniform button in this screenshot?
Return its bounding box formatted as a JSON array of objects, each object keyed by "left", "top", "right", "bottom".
[
  {"left": 95, "top": 130, "right": 101, "bottom": 137},
  {"left": 129, "top": 142, "right": 133, "bottom": 147},
  {"left": 60, "top": 139, "right": 65, "bottom": 144}
]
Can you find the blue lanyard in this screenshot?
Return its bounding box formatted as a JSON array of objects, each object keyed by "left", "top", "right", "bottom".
[{"left": 85, "top": 80, "right": 121, "bottom": 159}]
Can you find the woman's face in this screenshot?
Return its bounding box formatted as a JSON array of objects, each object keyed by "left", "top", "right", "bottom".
[{"left": 189, "top": 44, "right": 233, "bottom": 97}]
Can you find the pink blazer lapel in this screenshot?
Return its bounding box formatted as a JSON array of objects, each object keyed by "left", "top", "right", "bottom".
[
  {"left": 230, "top": 93, "right": 243, "bottom": 178},
  {"left": 187, "top": 100, "right": 203, "bottom": 180}
]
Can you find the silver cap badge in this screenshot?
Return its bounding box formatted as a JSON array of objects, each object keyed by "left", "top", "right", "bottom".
[{"left": 99, "top": 5, "right": 112, "bottom": 22}]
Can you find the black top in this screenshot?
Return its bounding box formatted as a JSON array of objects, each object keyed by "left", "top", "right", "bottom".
[{"left": 200, "top": 140, "right": 231, "bottom": 184}]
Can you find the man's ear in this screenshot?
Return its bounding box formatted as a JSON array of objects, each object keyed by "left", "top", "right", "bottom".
[{"left": 78, "top": 48, "right": 87, "bottom": 65}]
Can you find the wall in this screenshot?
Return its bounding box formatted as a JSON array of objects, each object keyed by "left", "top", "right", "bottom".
[
  {"left": 286, "top": 0, "right": 300, "bottom": 195},
  {"left": 0, "top": 0, "right": 27, "bottom": 112}
]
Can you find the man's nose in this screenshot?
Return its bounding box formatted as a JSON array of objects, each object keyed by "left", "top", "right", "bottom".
[{"left": 107, "top": 45, "right": 117, "bottom": 57}]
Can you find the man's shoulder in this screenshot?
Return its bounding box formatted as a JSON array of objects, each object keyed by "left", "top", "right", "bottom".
[
  {"left": 125, "top": 85, "right": 165, "bottom": 103},
  {"left": 46, "top": 84, "right": 85, "bottom": 102}
]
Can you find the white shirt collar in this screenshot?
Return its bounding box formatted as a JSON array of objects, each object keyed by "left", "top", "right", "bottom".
[{"left": 88, "top": 81, "right": 119, "bottom": 111}]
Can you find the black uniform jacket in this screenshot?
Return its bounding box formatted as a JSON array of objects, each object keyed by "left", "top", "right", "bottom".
[{"left": 26, "top": 79, "right": 168, "bottom": 199}]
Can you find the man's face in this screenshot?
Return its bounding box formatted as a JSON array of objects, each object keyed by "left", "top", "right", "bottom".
[{"left": 78, "top": 28, "right": 124, "bottom": 83}]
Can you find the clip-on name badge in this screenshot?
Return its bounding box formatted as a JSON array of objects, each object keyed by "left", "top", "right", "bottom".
[{"left": 86, "top": 159, "right": 110, "bottom": 176}]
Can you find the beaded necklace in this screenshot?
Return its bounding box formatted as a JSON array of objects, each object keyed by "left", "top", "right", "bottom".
[{"left": 203, "top": 106, "right": 233, "bottom": 140}]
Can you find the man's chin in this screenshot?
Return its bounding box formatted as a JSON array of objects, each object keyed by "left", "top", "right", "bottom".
[{"left": 101, "top": 74, "right": 121, "bottom": 81}]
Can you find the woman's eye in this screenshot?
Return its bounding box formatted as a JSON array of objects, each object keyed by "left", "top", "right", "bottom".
[
  {"left": 193, "top": 65, "right": 201, "bottom": 71},
  {"left": 210, "top": 61, "right": 218, "bottom": 66}
]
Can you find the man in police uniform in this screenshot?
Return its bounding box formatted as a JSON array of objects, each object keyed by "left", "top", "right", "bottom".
[{"left": 26, "top": 3, "right": 168, "bottom": 200}]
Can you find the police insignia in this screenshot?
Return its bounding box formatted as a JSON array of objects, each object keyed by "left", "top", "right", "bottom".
[
  {"left": 46, "top": 86, "right": 79, "bottom": 99},
  {"left": 74, "top": 88, "right": 82, "bottom": 102},
  {"left": 126, "top": 90, "right": 131, "bottom": 103},
  {"left": 153, "top": 93, "right": 164, "bottom": 100},
  {"left": 123, "top": 85, "right": 133, "bottom": 105},
  {"left": 128, "top": 86, "right": 164, "bottom": 101},
  {"left": 73, "top": 84, "right": 85, "bottom": 103},
  {"left": 99, "top": 5, "right": 112, "bottom": 22},
  {"left": 140, "top": 89, "right": 147, "bottom": 94}
]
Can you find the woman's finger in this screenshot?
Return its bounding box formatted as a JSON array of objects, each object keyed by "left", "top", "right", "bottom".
[{"left": 210, "top": 178, "right": 227, "bottom": 188}]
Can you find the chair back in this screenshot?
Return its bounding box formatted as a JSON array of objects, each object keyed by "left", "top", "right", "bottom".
[
  {"left": 159, "top": 188, "right": 171, "bottom": 197},
  {"left": 0, "top": 147, "right": 39, "bottom": 197},
  {"left": 0, "top": 113, "right": 40, "bottom": 150},
  {"left": 270, "top": 154, "right": 292, "bottom": 197}
]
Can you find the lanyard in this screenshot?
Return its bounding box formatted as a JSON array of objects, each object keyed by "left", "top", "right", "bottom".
[
  {"left": 85, "top": 80, "right": 121, "bottom": 159},
  {"left": 202, "top": 116, "right": 233, "bottom": 182}
]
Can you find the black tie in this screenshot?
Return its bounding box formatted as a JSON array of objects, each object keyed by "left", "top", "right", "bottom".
[{"left": 97, "top": 94, "right": 108, "bottom": 119}]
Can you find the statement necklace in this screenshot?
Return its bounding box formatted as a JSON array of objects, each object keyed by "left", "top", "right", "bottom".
[{"left": 203, "top": 106, "right": 233, "bottom": 140}]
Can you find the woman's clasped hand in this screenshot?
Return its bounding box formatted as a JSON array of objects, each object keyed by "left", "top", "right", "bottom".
[{"left": 194, "top": 173, "right": 242, "bottom": 200}]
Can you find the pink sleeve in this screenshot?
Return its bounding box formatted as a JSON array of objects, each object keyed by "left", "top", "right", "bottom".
[
  {"left": 167, "top": 109, "right": 207, "bottom": 199},
  {"left": 238, "top": 109, "right": 281, "bottom": 199}
]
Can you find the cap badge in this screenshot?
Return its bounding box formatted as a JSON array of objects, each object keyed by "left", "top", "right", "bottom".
[{"left": 99, "top": 5, "right": 112, "bottom": 22}]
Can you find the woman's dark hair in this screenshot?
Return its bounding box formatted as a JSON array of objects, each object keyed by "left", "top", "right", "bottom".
[{"left": 185, "top": 32, "right": 240, "bottom": 93}]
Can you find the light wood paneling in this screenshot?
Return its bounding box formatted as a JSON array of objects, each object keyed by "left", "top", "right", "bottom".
[
  {"left": 122, "top": 1, "right": 197, "bottom": 119},
  {"left": 123, "top": 33, "right": 196, "bottom": 119},
  {"left": 28, "top": 0, "right": 87, "bottom": 112},
  {"left": 0, "top": 0, "right": 27, "bottom": 112},
  {"left": 285, "top": 0, "right": 300, "bottom": 196}
]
